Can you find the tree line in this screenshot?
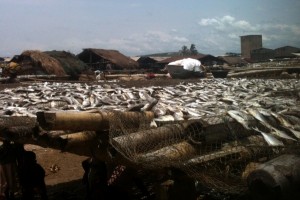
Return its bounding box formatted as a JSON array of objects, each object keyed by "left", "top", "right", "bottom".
[{"left": 179, "top": 44, "right": 198, "bottom": 56}]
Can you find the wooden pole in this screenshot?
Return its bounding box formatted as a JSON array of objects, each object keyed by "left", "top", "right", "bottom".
[
  {"left": 37, "top": 111, "right": 154, "bottom": 131},
  {"left": 111, "top": 121, "right": 202, "bottom": 154},
  {"left": 247, "top": 154, "right": 300, "bottom": 200},
  {"left": 183, "top": 135, "right": 267, "bottom": 164},
  {"left": 193, "top": 116, "right": 261, "bottom": 144},
  {"left": 135, "top": 141, "right": 197, "bottom": 167}
]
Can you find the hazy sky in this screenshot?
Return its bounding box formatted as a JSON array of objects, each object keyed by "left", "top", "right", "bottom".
[{"left": 1, "top": 0, "right": 300, "bottom": 57}]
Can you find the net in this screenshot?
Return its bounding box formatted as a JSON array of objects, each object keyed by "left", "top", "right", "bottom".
[{"left": 109, "top": 110, "right": 300, "bottom": 193}]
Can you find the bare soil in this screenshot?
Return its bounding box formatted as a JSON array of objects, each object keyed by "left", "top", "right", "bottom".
[{"left": 25, "top": 145, "right": 87, "bottom": 200}]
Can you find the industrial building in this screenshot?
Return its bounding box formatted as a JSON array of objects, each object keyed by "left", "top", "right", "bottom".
[
  {"left": 250, "top": 48, "right": 275, "bottom": 62},
  {"left": 240, "top": 35, "right": 262, "bottom": 59},
  {"left": 274, "top": 46, "right": 300, "bottom": 58}
]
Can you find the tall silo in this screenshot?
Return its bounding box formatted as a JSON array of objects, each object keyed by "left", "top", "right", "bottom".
[{"left": 240, "top": 35, "right": 262, "bottom": 59}]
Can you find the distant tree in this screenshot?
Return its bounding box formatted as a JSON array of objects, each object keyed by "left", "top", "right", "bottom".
[
  {"left": 179, "top": 44, "right": 198, "bottom": 55},
  {"left": 190, "top": 44, "right": 198, "bottom": 55},
  {"left": 179, "top": 45, "right": 190, "bottom": 55}
]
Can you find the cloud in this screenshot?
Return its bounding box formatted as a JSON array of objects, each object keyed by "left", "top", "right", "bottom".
[
  {"left": 197, "top": 15, "right": 300, "bottom": 54},
  {"left": 61, "top": 30, "right": 189, "bottom": 56},
  {"left": 199, "top": 15, "right": 259, "bottom": 31}
]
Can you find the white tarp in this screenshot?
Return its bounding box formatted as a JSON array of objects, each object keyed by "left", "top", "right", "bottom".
[{"left": 169, "top": 58, "right": 201, "bottom": 72}]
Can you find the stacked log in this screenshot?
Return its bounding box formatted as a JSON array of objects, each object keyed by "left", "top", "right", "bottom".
[{"left": 1, "top": 110, "right": 297, "bottom": 195}]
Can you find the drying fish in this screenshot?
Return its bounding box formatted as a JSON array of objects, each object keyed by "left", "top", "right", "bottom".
[
  {"left": 246, "top": 108, "right": 296, "bottom": 141},
  {"left": 152, "top": 106, "right": 167, "bottom": 117},
  {"left": 270, "top": 112, "right": 300, "bottom": 139},
  {"left": 0, "top": 79, "right": 299, "bottom": 128},
  {"left": 141, "top": 99, "right": 158, "bottom": 111},
  {"left": 82, "top": 97, "right": 91, "bottom": 108},
  {"left": 185, "top": 108, "right": 202, "bottom": 118},
  {"left": 227, "top": 110, "right": 251, "bottom": 130},
  {"left": 172, "top": 109, "right": 184, "bottom": 121},
  {"left": 154, "top": 115, "right": 175, "bottom": 122},
  {"left": 252, "top": 127, "right": 284, "bottom": 146}
]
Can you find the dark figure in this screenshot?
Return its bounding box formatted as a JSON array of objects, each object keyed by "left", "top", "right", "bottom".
[
  {"left": 82, "top": 158, "right": 92, "bottom": 200},
  {"left": 82, "top": 158, "right": 108, "bottom": 200},
  {"left": 18, "top": 151, "right": 47, "bottom": 200},
  {"left": 0, "top": 140, "right": 18, "bottom": 200},
  {"left": 108, "top": 166, "right": 150, "bottom": 199},
  {"left": 168, "top": 168, "right": 197, "bottom": 200}
]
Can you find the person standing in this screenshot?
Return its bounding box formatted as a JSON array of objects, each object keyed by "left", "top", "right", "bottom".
[
  {"left": 18, "top": 150, "right": 48, "bottom": 200},
  {"left": 0, "top": 140, "right": 18, "bottom": 200}
]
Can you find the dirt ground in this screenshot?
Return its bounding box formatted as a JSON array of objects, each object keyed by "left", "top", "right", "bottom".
[{"left": 24, "top": 144, "right": 87, "bottom": 200}]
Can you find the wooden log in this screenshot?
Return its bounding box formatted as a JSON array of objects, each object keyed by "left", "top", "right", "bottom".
[
  {"left": 0, "top": 125, "right": 68, "bottom": 150},
  {"left": 247, "top": 154, "right": 300, "bottom": 200},
  {"left": 0, "top": 126, "right": 132, "bottom": 166},
  {"left": 37, "top": 111, "right": 154, "bottom": 131},
  {"left": 184, "top": 146, "right": 248, "bottom": 166},
  {"left": 135, "top": 141, "right": 197, "bottom": 167},
  {"left": 134, "top": 136, "right": 265, "bottom": 169},
  {"left": 104, "top": 73, "right": 167, "bottom": 79},
  {"left": 193, "top": 116, "right": 262, "bottom": 144},
  {"left": 183, "top": 135, "right": 266, "bottom": 166},
  {"left": 0, "top": 116, "right": 36, "bottom": 128},
  {"left": 60, "top": 131, "right": 97, "bottom": 151},
  {"left": 111, "top": 121, "right": 202, "bottom": 154},
  {"left": 0, "top": 126, "right": 38, "bottom": 143}
]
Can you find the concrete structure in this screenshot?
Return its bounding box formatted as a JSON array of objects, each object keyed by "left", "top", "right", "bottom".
[
  {"left": 250, "top": 48, "right": 275, "bottom": 62},
  {"left": 274, "top": 46, "right": 300, "bottom": 58},
  {"left": 240, "top": 35, "right": 262, "bottom": 59}
]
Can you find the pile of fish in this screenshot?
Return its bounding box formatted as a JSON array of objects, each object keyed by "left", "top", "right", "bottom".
[{"left": 0, "top": 78, "right": 299, "bottom": 146}]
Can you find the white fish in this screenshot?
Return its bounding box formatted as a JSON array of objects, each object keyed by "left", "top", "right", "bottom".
[
  {"left": 152, "top": 106, "right": 167, "bottom": 117},
  {"left": 252, "top": 127, "right": 284, "bottom": 146},
  {"left": 70, "top": 96, "right": 81, "bottom": 106},
  {"left": 173, "top": 110, "right": 184, "bottom": 121},
  {"left": 150, "top": 120, "right": 158, "bottom": 128},
  {"left": 61, "top": 96, "right": 73, "bottom": 104},
  {"left": 247, "top": 108, "right": 296, "bottom": 141},
  {"left": 82, "top": 97, "right": 91, "bottom": 108},
  {"left": 138, "top": 91, "right": 148, "bottom": 101},
  {"left": 124, "top": 92, "right": 137, "bottom": 100},
  {"left": 227, "top": 110, "right": 251, "bottom": 130},
  {"left": 141, "top": 99, "right": 158, "bottom": 111},
  {"left": 270, "top": 112, "right": 300, "bottom": 139},
  {"left": 154, "top": 115, "right": 175, "bottom": 122},
  {"left": 185, "top": 108, "right": 201, "bottom": 117}
]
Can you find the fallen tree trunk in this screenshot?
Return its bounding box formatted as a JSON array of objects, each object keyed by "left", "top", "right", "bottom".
[{"left": 37, "top": 111, "right": 154, "bottom": 131}]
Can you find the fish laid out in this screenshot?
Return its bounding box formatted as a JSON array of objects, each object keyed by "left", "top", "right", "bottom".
[{"left": 0, "top": 78, "right": 299, "bottom": 146}]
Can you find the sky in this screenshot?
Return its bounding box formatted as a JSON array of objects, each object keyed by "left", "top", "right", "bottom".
[{"left": 1, "top": 0, "right": 300, "bottom": 57}]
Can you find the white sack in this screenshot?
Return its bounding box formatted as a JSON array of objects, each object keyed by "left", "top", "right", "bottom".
[{"left": 169, "top": 58, "right": 201, "bottom": 72}]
